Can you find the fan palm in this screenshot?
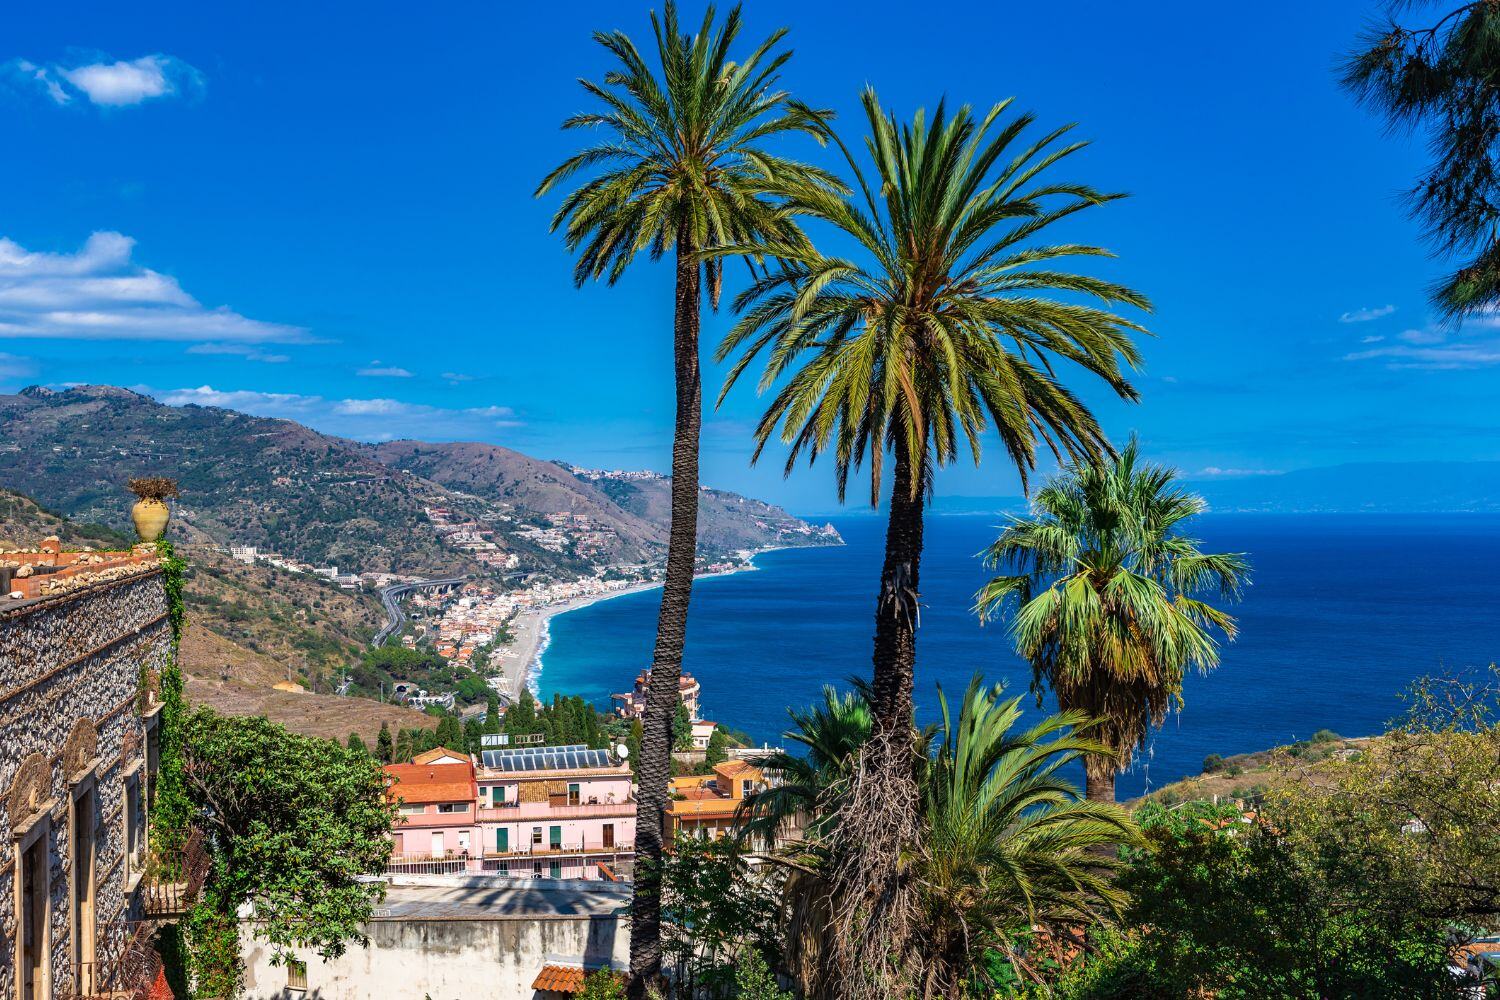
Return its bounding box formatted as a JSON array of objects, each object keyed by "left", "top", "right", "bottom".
[
  {"left": 716, "top": 88, "right": 1149, "bottom": 995},
  {"left": 975, "top": 440, "right": 1250, "bottom": 803},
  {"left": 740, "top": 678, "right": 1137, "bottom": 999},
  {"left": 536, "top": 4, "right": 831, "bottom": 988}
]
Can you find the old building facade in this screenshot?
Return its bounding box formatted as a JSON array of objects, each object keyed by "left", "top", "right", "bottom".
[{"left": 0, "top": 542, "right": 170, "bottom": 1000}]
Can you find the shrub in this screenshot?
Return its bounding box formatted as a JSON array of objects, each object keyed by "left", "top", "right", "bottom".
[{"left": 1202, "top": 753, "right": 1225, "bottom": 773}]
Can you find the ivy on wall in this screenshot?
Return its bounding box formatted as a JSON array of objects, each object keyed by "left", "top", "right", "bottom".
[{"left": 151, "top": 539, "right": 191, "bottom": 849}]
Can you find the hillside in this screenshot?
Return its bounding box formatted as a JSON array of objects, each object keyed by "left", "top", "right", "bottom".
[{"left": 0, "top": 385, "right": 838, "bottom": 578}]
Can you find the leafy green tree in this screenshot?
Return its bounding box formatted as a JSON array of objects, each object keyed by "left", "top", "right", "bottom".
[
  {"left": 659, "top": 834, "right": 783, "bottom": 999},
  {"left": 179, "top": 710, "right": 397, "bottom": 994},
  {"left": 673, "top": 700, "right": 693, "bottom": 751},
  {"left": 1119, "top": 805, "right": 1458, "bottom": 998},
  {"left": 577, "top": 970, "right": 627, "bottom": 1000},
  {"left": 718, "top": 90, "right": 1148, "bottom": 996},
  {"left": 735, "top": 950, "right": 794, "bottom": 1000},
  {"left": 463, "top": 717, "right": 482, "bottom": 756},
  {"left": 484, "top": 692, "right": 503, "bottom": 736},
  {"left": 393, "top": 728, "right": 412, "bottom": 764},
  {"left": 346, "top": 731, "right": 368, "bottom": 756},
  {"left": 434, "top": 714, "right": 462, "bottom": 750},
  {"left": 703, "top": 726, "right": 729, "bottom": 768},
  {"left": 537, "top": 5, "right": 832, "bottom": 989},
  {"left": 975, "top": 442, "right": 1249, "bottom": 802},
  {"left": 505, "top": 688, "right": 541, "bottom": 739},
  {"left": 375, "top": 722, "right": 393, "bottom": 764},
  {"left": 1343, "top": 2, "right": 1500, "bottom": 318},
  {"left": 626, "top": 719, "right": 643, "bottom": 777}
]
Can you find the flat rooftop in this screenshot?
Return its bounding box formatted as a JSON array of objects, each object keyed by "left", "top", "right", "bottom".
[{"left": 372, "top": 880, "right": 631, "bottom": 920}]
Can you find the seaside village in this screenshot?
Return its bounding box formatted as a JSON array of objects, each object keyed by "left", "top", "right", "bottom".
[{"left": 0, "top": 510, "right": 787, "bottom": 1000}]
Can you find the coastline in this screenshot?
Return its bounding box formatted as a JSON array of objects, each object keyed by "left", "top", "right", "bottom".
[{"left": 494, "top": 543, "right": 814, "bottom": 699}]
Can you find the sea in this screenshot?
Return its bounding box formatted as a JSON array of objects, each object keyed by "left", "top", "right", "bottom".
[{"left": 537, "top": 513, "right": 1500, "bottom": 798}]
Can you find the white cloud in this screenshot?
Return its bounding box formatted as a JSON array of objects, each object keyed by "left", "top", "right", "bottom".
[
  {"left": 1338, "top": 304, "right": 1396, "bottom": 324},
  {"left": 1398, "top": 327, "right": 1446, "bottom": 345},
  {"left": 441, "top": 372, "right": 475, "bottom": 384},
  {"left": 0, "top": 232, "right": 306, "bottom": 343},
  {"left": 185, "top": 343, "right": 289, "bottom": 364},
  {"left": 1360, "top": 334, "right": 1384, "bottom": 344},
  {"left": 1344, "top": 341, "right": 1500, "bottom": 370},
  {"left": 1196, "top": 467, "right": 1282, "bottom": 477},
  {"left": 152, "top": 385, "right": 524, "bottom": 440},
  {"left": 356, "top": 366, "right": 414, "bottom": 378},
  {"left": 6, "top": 54, "right": 203, "bottom": 107}
]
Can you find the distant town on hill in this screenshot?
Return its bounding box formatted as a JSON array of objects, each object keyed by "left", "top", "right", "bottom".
[{"left": 0, "top": 383, "right": 841, "bottom": 739}]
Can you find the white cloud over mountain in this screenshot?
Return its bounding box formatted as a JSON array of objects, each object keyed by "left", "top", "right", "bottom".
[
  {"left": 7, "top": 54, "right": 202, "bottom": 107},
  {"left": 0, "top": 232, "right": 306, "bottom": 343},
  {"left": 153, "top": 385, "right": 522, "bottom": 441}
]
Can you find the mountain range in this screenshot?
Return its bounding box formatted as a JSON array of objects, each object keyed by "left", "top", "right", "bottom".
[{"left": 0, "top": 384, "right": 837, "bottom": 576}]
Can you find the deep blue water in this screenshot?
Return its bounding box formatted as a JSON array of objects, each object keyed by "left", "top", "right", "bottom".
[{"left": 539, "top": 514, "right": 1500, "bottom": 798}]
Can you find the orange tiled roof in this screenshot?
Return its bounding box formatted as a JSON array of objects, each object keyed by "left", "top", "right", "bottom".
[
  {"left": 532, "top": 964, "right": 623, "bottom": 993},
  {"left": 384, "top": 762, "right": 476, "bottom": 805},
  {"left": 713, "top": 760, "right": 761, "bottom": 781},
  {"left": 413, "top": 747, "right": 469, "bottom": 765}
]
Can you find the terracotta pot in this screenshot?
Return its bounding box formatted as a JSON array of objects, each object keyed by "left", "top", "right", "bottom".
[{"left": 131, "top": 498, "right": 170, "bottom": 542}]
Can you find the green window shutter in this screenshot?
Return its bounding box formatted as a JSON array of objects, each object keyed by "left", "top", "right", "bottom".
[
  {"left": 497, "top": 828, "right": 508, "bottom": 852},
  {"left": 549, "top": 861, "right": 561, "bottom": 879},
  {"left": 549, "top": 825, "right": 562, "bottom": 848}
]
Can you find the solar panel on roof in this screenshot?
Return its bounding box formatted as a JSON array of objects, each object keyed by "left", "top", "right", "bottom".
[{"left": 480, "top": 744, "right": 614, "bottom": 771}]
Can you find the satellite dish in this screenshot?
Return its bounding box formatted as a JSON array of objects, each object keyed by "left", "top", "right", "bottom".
[{"left": 615, "top": 743, "right": 630, "bottom": 759}]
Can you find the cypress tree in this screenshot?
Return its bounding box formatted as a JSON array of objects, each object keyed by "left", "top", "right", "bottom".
[
  {"left": 347, "top": 732, "right": 369, "bottom": 756},
  {"left": 376, "top": 722, "right": 393, "bottom": 764}
]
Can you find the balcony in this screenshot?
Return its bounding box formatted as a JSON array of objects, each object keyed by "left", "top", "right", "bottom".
[
  {"left": 383, "top": 843, "right": 635, "bottom": 879},
  {"left": 57, "top": 922, "right": 161, "bottom": 1000},
  {"left": 478, "top": 800, "right": 635, "bottom": 822}
]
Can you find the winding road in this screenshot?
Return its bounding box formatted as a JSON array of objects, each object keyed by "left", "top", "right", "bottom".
[{"left": 372, "top": 576, "right": 469, "bottom": 647}]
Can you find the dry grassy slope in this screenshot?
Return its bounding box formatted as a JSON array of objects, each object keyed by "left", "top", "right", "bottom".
[
  {"left": 0, "top": 489, "right": 430, "bottom": 741},
  {"left": 1134, "top": 734, "right": 1377, "bottom": 806},
  {"left": 181, "top": 628, "right": 431, "bottom": 742}
]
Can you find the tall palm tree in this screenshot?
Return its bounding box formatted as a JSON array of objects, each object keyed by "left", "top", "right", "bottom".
[
  {"left": 536, "top": 5, "right": 831, "bottom": 989},
  {"left": 717, "top": 88, "right": 1149, "bottom": 996},
  {"left": 739, "top": 679, "right": 1137, "bottom": 999},
  {"left": 975, "top": 441, "right": 1251, "bottom": 803}
]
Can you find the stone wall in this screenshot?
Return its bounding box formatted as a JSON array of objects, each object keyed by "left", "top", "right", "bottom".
[{"left": 0, "top": 568, "right": 170, "bottom": 999}]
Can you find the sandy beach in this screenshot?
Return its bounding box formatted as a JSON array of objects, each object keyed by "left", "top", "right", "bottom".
[{"left": 489, "top": 555, "right": 780, "bottom": 700}]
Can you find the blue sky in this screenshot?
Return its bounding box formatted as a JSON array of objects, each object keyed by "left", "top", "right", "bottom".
[{"left": 1, "top": 1, "right": 1494, "bottom": 512}]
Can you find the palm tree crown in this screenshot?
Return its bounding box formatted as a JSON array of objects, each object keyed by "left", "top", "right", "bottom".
[
  {"left": 717, "top": 86, "right": 1149, "bottom": 503},
  {"left": 975, "top": 440, "right": 1251, "bottom": 801},
  {"left": 536, "top": 2, "right": 834, "bottom": 299}
]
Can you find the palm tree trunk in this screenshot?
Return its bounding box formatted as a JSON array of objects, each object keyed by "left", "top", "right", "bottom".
[
  {"left": 829, "top": 439, "right": 927, "bottom": 1000},
  {"left": 1084, "top": 754, "right": 1117, "bottom": 804},
  {"left": 629, "top": 226, "right": 702, "bottom": 998},
  {"left": 871, "top": 439, "right": 925, "bottom": 736}
]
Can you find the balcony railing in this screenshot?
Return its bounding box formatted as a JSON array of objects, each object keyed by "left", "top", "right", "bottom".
[
  {"left": 477, "top": 800, "right": 635, "bottom": 822},
  {"left": 57, "top": 922, "right": 161, "bottom": 1000},
  {"left": 138, "top": 828, "right": 209, "bottom": 919},
  {"left": 383, "top": 843, "right": 635, "bottom": 878}
]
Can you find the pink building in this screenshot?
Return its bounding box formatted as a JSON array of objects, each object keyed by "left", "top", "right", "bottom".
[
  {"left": 383, "top": 745, "right": 635, "bottom": 882},
  {"left": 386, "top": 761, "right": 479, "bottom": 860},
  {"left": 474, "top": 744, "right": 636, "bottom": 881}
]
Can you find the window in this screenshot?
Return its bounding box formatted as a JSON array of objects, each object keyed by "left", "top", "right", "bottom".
[
  {"left": 18, "top": 825, "right": 49, "bottom": 1000},
  {"left": 399, "top": 804, "right": 425, "bottom": 815},
  {"left": 496, "top": 828, "right": 509, "bottom": 853},
  {"left": 549, "top": 861, "right": 562, "bottom": 880},
  {"left": 496, "top": 862, "right": 509, "bottom": 876},
  {"left": 567, "top": 783, "right": 580, "bottom": 806},
  {"left": 493, "top": 785, "right": 507, "bottom": 805},
  {"left": 532, "top": 861, "right": 543, "bottom": 878},
  {"left": 531, "top": 826, "right": 542, "bottom": 847},
  {"left": 287, "top": 959, "right": 308, "bottom": 992},
  {"left": 71, "top": 785, "right": 96, "bottom": 985},
  {"left": 124, "top": 775, "right": 143, "bottom": 875},
  {"left": 436, "top": 803, "right": 464, "bottom": 814},
  {"left": 549, "top": 825, "right": 562, "bottom": 849}
]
